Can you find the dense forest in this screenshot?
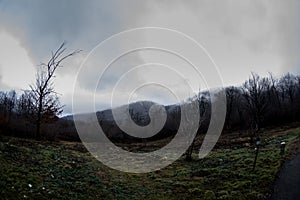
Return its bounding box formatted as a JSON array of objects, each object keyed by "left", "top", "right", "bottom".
[{"left": 0, "top": 72, "right": 300, "bottom": 142}]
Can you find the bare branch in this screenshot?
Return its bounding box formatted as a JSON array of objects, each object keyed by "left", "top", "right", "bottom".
[{"left": 29, "top": 42, "right": 81, "bottom": 140}]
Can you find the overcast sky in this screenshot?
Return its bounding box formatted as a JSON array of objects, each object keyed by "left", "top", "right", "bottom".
[{"left": 0, "top": 0, "right": 299, "bottom": 114}]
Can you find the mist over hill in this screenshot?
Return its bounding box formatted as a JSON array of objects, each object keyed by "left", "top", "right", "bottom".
[
  {"left": 1, "top": 72, "right": 300, "bottom": 142},
  {"left": 63, "top": 101, "right": 183, "bottom": 142}
]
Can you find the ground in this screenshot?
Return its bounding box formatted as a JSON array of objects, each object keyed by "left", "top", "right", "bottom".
[{"left": 0, "top": 126, "right": 299, "bottom": 200}]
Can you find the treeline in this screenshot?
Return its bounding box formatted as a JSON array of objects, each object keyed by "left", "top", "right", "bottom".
[
  {"left": 0, "top": 87, "right": 79, "bottom": 141},
  {"left": 223, "top": 72, "right": 300, "bottom": 131},
  {"left": 0, "top": 42, "right": 80, "bottom": 141},
  {"left": 0, "top": 72, "right": 300, "bottom": 142}
]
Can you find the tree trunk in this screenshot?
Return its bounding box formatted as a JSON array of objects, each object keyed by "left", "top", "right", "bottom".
[
  {"left": 36, "top": 97, "right": 42, "bottom": 140},
  {"left": 185, "top": 140, "right": 195, "bottom": 161}
]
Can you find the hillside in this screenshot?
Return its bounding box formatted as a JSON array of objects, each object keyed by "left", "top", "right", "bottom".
[
  {"left": 1, "top": 126, "right": 299, "bottom": 199},
  {"left": 62, "top": 101, "right": 183, "bottom": 142}
]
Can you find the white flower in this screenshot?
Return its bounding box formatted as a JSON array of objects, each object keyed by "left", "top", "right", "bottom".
[
  {"left": 28, "top": 184, "right": 32, "bottom": 188},
  {"left": 161, "top": 156, "right": 168, "bottom": 160}
]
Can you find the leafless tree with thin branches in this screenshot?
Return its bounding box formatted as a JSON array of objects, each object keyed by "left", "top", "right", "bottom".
[
  {"left": 30, "top": 42, "right": 81, "bottom": 140},
  {"left": 242, "top": 72, "right": 270, "bottom": 133}
]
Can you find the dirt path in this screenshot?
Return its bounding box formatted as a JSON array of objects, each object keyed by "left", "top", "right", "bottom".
[{"left": 271, "top": 148, "right": 300, "bottom": 200}]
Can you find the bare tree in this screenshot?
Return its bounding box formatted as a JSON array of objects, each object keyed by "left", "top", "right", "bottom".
[
  {"left": 225, "top": 86, "right": 240, "bottom": 130},
  {"left": 279, "top": 73, "right": 297, "bottom": 104},
  {"left": 297, "top": 76, "right": 300, "bottom": 94},
  {"left": 16, "top": 91, "right": 35, "bottom": 118},
  {"left": 185, "top": 91, "right": 209, "bottom": 161},
  {"left": 0, "top": 91, "right": 9, "bottom": 127},
  {"left": 0, "top": 90, "right": 16, "bottom": 126},
  {"left": 30, "top": 42, "right": 81, "bottom": 140},
  {"left": 267, "top": 72, "right": 281, "bottom": 108},
  {"left": 242, "top": 73, "right": 269, "bottom": 133},
  {"left": 6, "top": 90, "right": 16, "bottom": 125}
]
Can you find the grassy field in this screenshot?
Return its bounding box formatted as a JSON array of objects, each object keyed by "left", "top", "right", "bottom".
[{"left": 0, "top": 127, "right": 299, "bottom": 200}]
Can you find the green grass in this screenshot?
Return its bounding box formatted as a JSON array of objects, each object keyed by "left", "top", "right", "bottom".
[{"left": 0, "top": 127, "right": 299, "bottom": 199}]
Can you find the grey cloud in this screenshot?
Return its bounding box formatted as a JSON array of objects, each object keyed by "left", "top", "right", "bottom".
[
  {"left": 0, "top": 73, "right": 5, "bottom": 90},
  {"left": 0, "top": 0, "right": 299, "bottom": 113},
  {"left": 0, "top": 70, "right": 9, "bottom": 91},
  {"left": 0, "top": 0, "right": 123, "bottom": 68},
  {"left": 133, "top": 0, "right": 299, "bottom": 83},
  {"left": 0, "top": 0, "right": 150, "bottom": 86}
]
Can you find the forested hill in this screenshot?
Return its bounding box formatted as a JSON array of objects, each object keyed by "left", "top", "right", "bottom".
[{"left": 1, "top": 72, "right": 300, "bottom": 141}]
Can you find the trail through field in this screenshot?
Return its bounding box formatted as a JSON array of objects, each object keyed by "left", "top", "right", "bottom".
[{"left": 271, "top": 147, "right": 300, "bottom": 200}]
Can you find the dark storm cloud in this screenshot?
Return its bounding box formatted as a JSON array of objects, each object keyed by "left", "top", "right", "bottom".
[
  {"left": 2, "top": 0, "right": 298, "bottom": 83},
  {"left": 0, "top": 0, "right": 299, "bottom": 113},
  {"left": 0, "top": 0, "right": 120, "bottom": 61}
]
